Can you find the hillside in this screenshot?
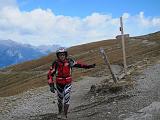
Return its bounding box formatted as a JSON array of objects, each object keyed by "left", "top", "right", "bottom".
[{"left": 0, "top": 31, "right": 160, "bottom": 97}]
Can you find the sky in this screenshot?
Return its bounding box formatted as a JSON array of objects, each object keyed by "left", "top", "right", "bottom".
[{"left": 0, "top": 0, "right": 160, "bottom": 47}]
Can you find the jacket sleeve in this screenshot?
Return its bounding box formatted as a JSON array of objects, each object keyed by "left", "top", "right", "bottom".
[
  {"left": 72, "top": 60, "right": 92, "bottom": 69},
  {"left": 47, "top": 61, "right": 57, "bottom": 84}
]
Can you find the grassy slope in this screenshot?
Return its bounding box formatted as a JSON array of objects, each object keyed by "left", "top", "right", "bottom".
[{"left": 0, "top": 31, "right": 160, "bottom": 97}]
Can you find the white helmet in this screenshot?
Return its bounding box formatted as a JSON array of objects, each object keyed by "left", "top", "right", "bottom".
[{"left": 56, "top": 47, "right": 68, "bottom": 58}]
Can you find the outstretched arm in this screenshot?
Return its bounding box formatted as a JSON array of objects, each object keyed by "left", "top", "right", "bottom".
[{"left": 73, "top": 61, "right": 96, "bottom": 69}]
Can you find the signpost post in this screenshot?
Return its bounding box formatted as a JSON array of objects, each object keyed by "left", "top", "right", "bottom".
[
  {"left": 100, "top": 48, "right": 117, "bottom": 83},
  {"left": 120, "top": 16, "right": 127, "bottom": 75}
]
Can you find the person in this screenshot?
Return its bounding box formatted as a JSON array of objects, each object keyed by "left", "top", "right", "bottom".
[{"left": 47, "top": 47, "right": 96, "bottom": 119}]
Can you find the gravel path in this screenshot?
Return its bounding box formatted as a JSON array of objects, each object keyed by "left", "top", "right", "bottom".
[
  {"left": 67, "top": 63, "right": 160, "bottom": 120},
  {"left": 0, "top": 76, "right": 105, "bottom": 120},
  {"left": 1, "top": 63, "right": 160, "bottom": 120},
  {"left": 124, "top": 63, "right": 160, "bottom": 120}
]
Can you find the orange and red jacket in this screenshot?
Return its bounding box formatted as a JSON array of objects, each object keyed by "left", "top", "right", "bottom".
[{"left": 47, "top": 58, "right": 91, "bottom": 85}]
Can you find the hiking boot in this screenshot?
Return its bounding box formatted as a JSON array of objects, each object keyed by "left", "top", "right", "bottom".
[
  {"left": 57, "top": 112, "right": 62, "bottom": 119},
  {"left": 64, "top": 104, "right": 69, "bottom": 118},
  {"left": 61, "top": 114, "right": 67, "bottom": 120}
]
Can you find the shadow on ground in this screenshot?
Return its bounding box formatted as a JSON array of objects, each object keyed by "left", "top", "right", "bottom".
[{"left": 29, "top": 113, "right": 58, "bottom": 120}]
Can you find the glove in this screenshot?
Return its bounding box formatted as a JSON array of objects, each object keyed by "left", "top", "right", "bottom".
[
  {"left": 49, "top": 83, "right": 55, "bottom": 93},
  {"left": 87, "top": 64, "right": 96, "bottom": 69}
]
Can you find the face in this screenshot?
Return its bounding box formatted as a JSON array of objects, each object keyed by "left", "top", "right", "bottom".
[{"left": 58, "top": 53, "right": 66, "bottom": 61}]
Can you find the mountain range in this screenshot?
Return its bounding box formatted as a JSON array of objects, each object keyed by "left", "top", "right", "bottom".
[{"left": 0, "top": 39, "right": 61, "bottom": 68}]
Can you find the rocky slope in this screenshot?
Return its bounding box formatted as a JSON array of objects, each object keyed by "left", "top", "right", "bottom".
[{"left": 0, "top": 57, "right": 160, "bottom": 120}]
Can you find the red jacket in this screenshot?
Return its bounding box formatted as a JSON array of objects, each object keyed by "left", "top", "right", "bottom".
[{"left": 48, "top": 58, "right": 91, "bottom": 85}]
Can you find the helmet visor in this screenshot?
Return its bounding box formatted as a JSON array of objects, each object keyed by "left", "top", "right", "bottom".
[{"left": 58, "top": 53, "right": 66, "bottom": 56}]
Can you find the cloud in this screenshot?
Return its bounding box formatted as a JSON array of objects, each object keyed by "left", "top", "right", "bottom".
[
  {"left": 152, "top": 18, "right": 160, "bottom": 26},
  {"left": 122, "top": 12, "right": 160, "bottom": 36},
  {"left": 0, "top": 5, "right": 160, "bottom": 47},
  {"left": 0, "top": 0, "right": 17, "bottom": 9}
]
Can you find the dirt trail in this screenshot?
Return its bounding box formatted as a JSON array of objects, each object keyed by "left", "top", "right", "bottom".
[
  {"left": 1, "top": 61, "right": 160, "bottom": 120},
  {"left": 69, "top": 62, "right": 160, "bottom": 120},
  {"left": 0, "top": 76, "right": 105, "bottom": 120}
]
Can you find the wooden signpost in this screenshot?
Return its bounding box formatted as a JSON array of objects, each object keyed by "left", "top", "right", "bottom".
[
  {"left": 99, "top": 47, "right": 117, "bottom": 83},
  {"left": 120, "top": 16, "right": 127, "bottom": 75},
  {"left": 99, "top": 17, "right": 128, "bottom": 83}
]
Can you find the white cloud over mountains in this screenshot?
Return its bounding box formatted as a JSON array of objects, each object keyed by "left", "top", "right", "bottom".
[
  {"left": 0, "top": 0, "right": 160, "bottom": 47},
  {"left": 0, "top": 0, "right": 17, "bottom": 8}
]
